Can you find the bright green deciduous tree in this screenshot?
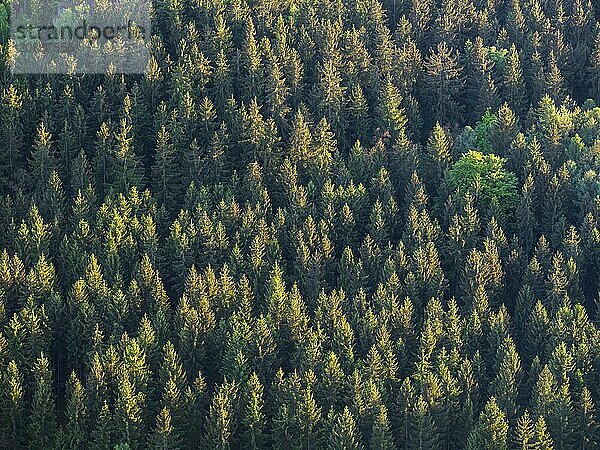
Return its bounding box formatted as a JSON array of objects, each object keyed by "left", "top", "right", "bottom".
[{"left": 446, "top": 151, "right": 518, "bottom": 214}]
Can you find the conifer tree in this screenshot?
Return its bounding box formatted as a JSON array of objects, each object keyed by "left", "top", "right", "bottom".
[
  {"left": 329, "top": 406, "right": 363, "bottom": 450},
  {"left": 407, "top": 396, "right": 440, "bottom": 450},
  {"left": 42, "top": 170, "right": 65, "bottom": 222},
  {"left": 490, "top": 104, "right": 519, "bottom": 157},
  {"left": 29, "top": 122, "right": 57, "bottom": 204},
  {"left": 423, "top": 42, "right": 465, "bottom": 126},
  {"left": 311, "top": 117, "right": 336, "bottom": 175},
  {"left": 491, "top": 337, "right": 521, "bottom": 424},
  {"left": 370, "top": 404, "right": 396, "bottom": 450},
  {"left": 465, "top": 39, "right": 501, "bottom": 122},
  {"left": 94, "top": 121, "right": 114, "bottom": 198},
  {"left": 263, "top": 49, "right": 291, "bottom": 128},
  {"left": 574, "top": 387, "right": 599, "bottom": 450},
  {"left": 203, "top": 381, "right": 238, "bottom": 450},
  {"left": 503, "top": 45, "right": 527, "bottom": 117},
  {"left": 2, "top": 360, "right": 24, "bottom": 446},
  {"left": 65, "top": 371, "right": 87, "bottom": 449},
  {"left": 27, "top": 353, "right": 57, "bottom": 449},
  {"left": 109, "top": 116, "right": 146, "bottom": 194},
  {"left": 297, "top": 385, "right": 323, "bottom": 449},
  {"left": 513, "top": 410, "right": 535, "bottom": 449},
  {"left": 242, "top": 372, "right": 266, "bottom": 450},
  {"left": 588, "top": 30, "right": 600, "bottom": 101},
  {"left": 90, "top": 401, "right": 114, "bottom": 450},
  {"left": 70, "top": 150, "right": 94, "bottom": 197},
  {"left": 212, "top": 50, "right": 233, "bottom": 111},
  {"left": 289, "top": 109, "right": 314, "bottom": 169},
  {"left": 148, "top": 407, "right": 182, "bottom": 450},
  {"left": 532, "top": 416, "right": 554, "bottom": 450},
  {"left": 152, "top": 125, "right": 180, "bottom": 207},
  {"left": 314, "top": 56, "right": 347, "bottom": 136},
  {"left": 466, "top": 397, "right": 508, "bottom": 450},
  {"left": 347, "top": 83, "right": 372, "bottom": 145},
  {"left": 376, "top": 78, "right": 408, "bottom": 142},
  {"left": 114, "top": 372, "right": 145, "bottom": 449},
  {"left": 425, "top": 122, "right": 452, "bottom": 193},
  {"left": 0, "top": 85, "right": 24, "bottom": 194},
  {"left": 545, "top": 53, "right": 567, "bottom": 105},
  {"left": 241, "top": 18, "right": 262, "bottom": 101}
]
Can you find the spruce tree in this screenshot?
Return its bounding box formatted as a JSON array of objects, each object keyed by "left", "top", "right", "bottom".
[
  {"left": 503, "top": 45, "right": 527, "bottom": 117},
  {"left": 370, "top": 404, "right": 396, "bottom": 450},
  {"left": 64, "top": 371, "right": 87, "bottom": 449},
  {"left": 29, "top": 122, "right": 57, "bottom": 204},
  {"left": 466, "top": 397, "right": 508, "bottom": 450},
  {"left": 588, "top": 29, "right": 600, "bottom": 101},
  {"left": 424, "top": 122, "right": 452, "bottom": 193},
  {"left": 90, "top": 401, "right": 115, "bottom": 450},
  {"left": 27, "top": 353, "right": 57, "bottom": 449},
  {"left": 423, "top": 42, "right": 465, "bottom": 126},
  {"left": 376, "top": 77, "right": 408, "bottom": 142},
  {"left": 203, "top": 381, "right": 238, "bottom": 450},
  {"left": 0, "top": 85, "right": 24, "bottom": 194},
  {"left": 2, "top": 360, "right": 24, "bottom": 447},
  {"left": 574, "top": 387, "right": 599, "bottom": 450},
  {"left": 407, "top": 396, "right": 440, "bottom": 450},
  {"left": 109, "top": 116, "right": 146, "bottom": 194},
  {"left": 147, "top": 407, "right": 182, "bottom": 450},
  {"left": 242, "top": 372, "right": 266, "bottom": 450},
  {"left": 513, "top": 410, "right": 536, "bottom": 449},
  {"left": 328, "top": 406, "right": 363, "bottom": 450},
  {"left": 152, "top": 125, "right": 180, "bottom": 207}
]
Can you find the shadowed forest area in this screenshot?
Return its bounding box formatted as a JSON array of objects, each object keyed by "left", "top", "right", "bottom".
[{"left": 1, "top": 0, "right": 600, "bottom": 448}]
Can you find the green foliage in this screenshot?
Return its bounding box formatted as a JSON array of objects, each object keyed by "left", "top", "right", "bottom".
[
  {"left": 466, "top": 398, "right": 508, "bottom": 450},
  {"left": 447, "top": 150, "right": 518, "bottom": 213},
  {"left": 27, "top": 354, "right": 57, "bottom": 449},
  {"left": 472, "top": 111, "right": 498, "bottom": 154},
  {"left": 328, "top": 407, "right": 363, "bottom": 450},
  {"left": 0, "top": 0, "right": 600, "bottom": 449},
  {"left": 0, "top": 5, "right": 7, "bottom": 44}
]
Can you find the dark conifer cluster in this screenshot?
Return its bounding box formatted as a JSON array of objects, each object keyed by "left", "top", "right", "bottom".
[{"left": 1, "top": 0, "right": 600, "bottom": 448}]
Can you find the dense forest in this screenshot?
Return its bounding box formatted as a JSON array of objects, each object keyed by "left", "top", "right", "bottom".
[{"left": 1, "top": 0, "right": 600, "bottom": 448}]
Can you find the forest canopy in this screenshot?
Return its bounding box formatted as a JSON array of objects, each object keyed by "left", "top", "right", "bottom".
[{"left": 0, "top": 0, "right": 599, "bottom": 449}]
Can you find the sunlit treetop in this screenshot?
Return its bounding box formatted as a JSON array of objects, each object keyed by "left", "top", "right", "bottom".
[{"left": 447, "top": 150, "right": 518, "bottom": 213}]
